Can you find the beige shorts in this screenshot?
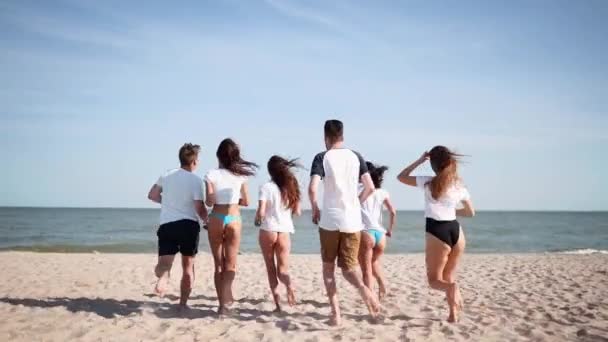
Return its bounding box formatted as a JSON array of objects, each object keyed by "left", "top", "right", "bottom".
[{"left": 319, "top": 228, "right": 361, "bottom": 270}]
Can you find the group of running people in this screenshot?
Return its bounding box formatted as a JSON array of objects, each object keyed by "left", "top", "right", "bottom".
[{"left": 147, "top": 119, "right": 475, "bottom": 325}]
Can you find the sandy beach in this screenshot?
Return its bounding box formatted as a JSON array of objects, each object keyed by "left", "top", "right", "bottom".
[{"left": 0, "top": 252, "right": 606, "bottom": 341}]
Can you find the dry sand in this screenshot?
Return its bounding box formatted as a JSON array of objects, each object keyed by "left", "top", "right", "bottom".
[{"left": 0, "top": 252, "right": 607, "bottom": 341}]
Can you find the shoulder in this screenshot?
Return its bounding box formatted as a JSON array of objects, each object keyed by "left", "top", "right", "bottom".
[
  {"left": 313, "top": 151, "right": 327, "bottom": 161},
  {"left": 379, "top": 189, "right": 390, "bottom": 198},
  {"left": 188, "top": 172, "right": 203, "bottom": 184},
  {"left": 262, "top": 181, "right": 277, "bottom": 191},
  {"left": 161, "top": 168, "right": 180, "bottom": 178},
  {"left": 349, "top": 149, "right": 364, "bottom": 159},
  {"left": 204, "top": 168, "right": 219, "bottom": 181}
]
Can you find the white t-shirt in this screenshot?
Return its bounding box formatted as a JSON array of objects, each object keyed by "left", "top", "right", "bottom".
[
  {"left": 156, "top": 168, "right": 204, "bottom": 225},
  {"left": 416, "top": 176, "right": 470, "bottom": 221},
  {"left": 310, "top": 148, "right": 368, "bottom": 233},
  {"left": 204, "top": 168, "right": 248, "bottom": 205},
  {"left": 361, "top": 188, "right": 390, "bottom": 232},
  {"left": 258, "top": 181, "right": 295, "bottom": 233}
]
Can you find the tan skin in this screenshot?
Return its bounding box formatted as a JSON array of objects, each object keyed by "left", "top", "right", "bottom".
[
  {"left": 358, "top": 196, "right": 397, "bottom": 301},
  {"left": 308, "top": 137, "right": 380, "bottom": 326},
  {"left": 205, "top": 178, "right": 249, "bottom": 315},
  {"left": 147, "top": 159, "right": 208, "bottom": 309},
  {"left": 397, "top": 152, "right": 475, "bottom": 323},
  {"left": 255, "top": 199, "right": 301, "bottom": 312}
]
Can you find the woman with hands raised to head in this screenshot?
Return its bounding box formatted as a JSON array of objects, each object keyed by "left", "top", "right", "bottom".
[{"left": 397, "top": 146, "right": 475, "bottom": 323}]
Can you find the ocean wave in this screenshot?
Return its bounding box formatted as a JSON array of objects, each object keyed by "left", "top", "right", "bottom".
[{"left": 555, "top": 249, "right": 608, "bottom": 255}]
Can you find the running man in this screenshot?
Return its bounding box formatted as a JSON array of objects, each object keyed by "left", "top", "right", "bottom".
[
  {"left": 147, "top": 143, "right": 208, "bottom": 309},
  {"left": 308, "top": 119, "right": 380, "bottom": 326}
]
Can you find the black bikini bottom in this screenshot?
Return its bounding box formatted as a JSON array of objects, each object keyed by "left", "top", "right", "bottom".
[{"left": 426, "top": 218, "right": 460, "bottom": 248}]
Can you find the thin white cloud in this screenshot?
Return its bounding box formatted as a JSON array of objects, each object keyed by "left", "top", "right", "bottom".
[{"left": 262, "top": 0, "right": 350, "bottom": 35}]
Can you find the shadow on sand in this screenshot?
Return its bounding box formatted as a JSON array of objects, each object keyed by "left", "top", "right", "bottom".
[{"left": 0, "top": 296, "right": 216, "bottom": 320}]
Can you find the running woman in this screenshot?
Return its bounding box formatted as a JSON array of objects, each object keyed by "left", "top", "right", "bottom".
[
  {"left": 397, "top": 146, "right": 475, "bottom": 322},
  {"left": 255, "top": 156, "right": 301, "bottom": 312},
  {"left": 359, "top": 162, "right": 396, "bottom": 302},
  {"left": 205, "top": 138, "right": 258, "bottom": 315}
]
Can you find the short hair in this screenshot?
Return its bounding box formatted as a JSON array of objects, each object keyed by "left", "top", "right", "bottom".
[
  {"left": 324, "top": 119, "right": 344, "bottom": 142},
  {"left": 178, "top": 143, "right": 200, "bottom": 166}
]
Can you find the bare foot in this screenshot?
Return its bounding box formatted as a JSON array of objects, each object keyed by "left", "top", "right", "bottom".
[
  {"left": 177, "top": 304, "right": 190, "bottom": 315},
  {"left": 286, "top": 287, "right": 297, "bottom": 307},
  {"left": 225, "top": 291, "right": 235, "bottom": 307},
  {"left": 328, "top": 313, "right": 342, "bottom": 326},
  {"left": 272, "top": 292, "right": 282, "bottom": 312},
  {"left": 378, "top": 285, "right": 387, "bottom": 302},
  {"left": 362, "top": 287, "right": 380, "bottom": 317},
  {"left": 154, "top": 277, "right": 169, "bottom": 298},
  {"left": 446, "top": 283, "right": 462, "bottom": 323},
  {"left": 218, "top": 305, "right": 231, "bottom": 316}
]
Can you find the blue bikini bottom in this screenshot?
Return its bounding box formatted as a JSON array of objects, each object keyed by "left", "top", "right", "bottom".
[{"left": 209, "top": 212, "right": 241, "bottom": 227}]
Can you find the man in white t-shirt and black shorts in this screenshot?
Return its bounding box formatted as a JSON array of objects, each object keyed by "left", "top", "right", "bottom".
[
  {"left": 308, "top": 120, "right": 380, "bottom": 325},
  {"left": 147, "top": 143, "right": 208, "bottom": 309}
]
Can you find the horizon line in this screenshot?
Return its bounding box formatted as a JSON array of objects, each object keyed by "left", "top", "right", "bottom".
[{"left": 0, "top": 206, "right": 606, "bottom": 213}]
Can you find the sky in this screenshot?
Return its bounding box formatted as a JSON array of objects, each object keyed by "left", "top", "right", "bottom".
[{"left": 1, "top": 0, "right": 607, "bottom": 210}]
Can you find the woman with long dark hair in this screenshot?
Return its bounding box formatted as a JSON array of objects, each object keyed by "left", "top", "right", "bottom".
[
  {"left": 255, "top": 156, "right": 301, "bottom": 312},
  {"left": 205, "top": 138, "right": 258, "bottom": 315},
  {"left": 358, "top": 161, "right": 397, "bottom": 302},
  {"left": 397, "top": 146, "right": 475, "bottom": 322}
]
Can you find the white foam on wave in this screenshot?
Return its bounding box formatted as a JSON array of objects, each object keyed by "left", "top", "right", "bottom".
[{"left": 557, "top": 249, "right": 608, "bottom": 255}]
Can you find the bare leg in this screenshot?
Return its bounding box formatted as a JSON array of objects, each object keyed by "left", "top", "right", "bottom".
[
  {"left": 442, "top": 228, "right": 466, "bottom": 322},
  {"left": 322, "top": 262, "right": 341, "bottom": 326},
  {"left": 275, "top": 232, "right": 296, "bottom": 307},
  {"left": 179, "top": 255, "right": 195, "bottom": 307},
  {"left": 207, "top": 217, "right": 225, "bottom": 313},
  {"left": 259, "top": 230, "right": 281, "bottom": 312},
  {"left": 154, "top": 255, "right": 175, "bottom": 297},
  {"left": 222, "top": 222, "right": 242, "bottom": 310},
  {"left": 425, "top": 233, "right": 458, "bottom": 322},
  {"left": 342, "top": 267, "right": 380, "bottom": 318},
  {"left": 372, "top": 236, "right": 387, "bottom": 301},
  {"left": 358, "top": 232, "right": 374, "bottom": 291}
]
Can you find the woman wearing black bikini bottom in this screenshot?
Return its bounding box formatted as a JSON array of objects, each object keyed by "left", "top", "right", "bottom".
[{"left": 397, "top": 146, "right": 475, "bottom": 323}]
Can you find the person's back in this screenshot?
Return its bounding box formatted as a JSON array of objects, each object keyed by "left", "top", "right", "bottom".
[
  {"left": 361, "top": 188, "right": 390, "bottom": 231},
  {"left": 308, "top": 119, "right": 379, "bottom": 326},
  {"left": 259, "top": 181, "right": 295, "bottom": 233},
  {"left": 312, "top": 148, "right": 367, "bottom": 232},
  {"left": 158, "top": 168, "right": 204, "bottom": 225},
  {"left": 416, "top": 176, "right": 469, "bottom": 221},
  {"left": 147, "top": 143, "right": 207, "bottom": 308}
]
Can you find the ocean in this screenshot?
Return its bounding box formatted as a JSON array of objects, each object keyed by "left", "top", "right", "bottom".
[{"left": 0, "top": 207, "right": 607, "bottom": 254}]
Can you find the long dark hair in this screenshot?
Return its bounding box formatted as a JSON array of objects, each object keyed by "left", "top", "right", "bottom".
[
  {"left": 428, "top": 145, "right": 463, "bottom": 200},
  {"left": 366, "top": 161, "right": 388, "bottom": 188},
  {"left": 216, "top": 138, "right": 258, "bottom": 176},
  {"left": 267, "top": 155, "right": 301, "bottom": 213}
]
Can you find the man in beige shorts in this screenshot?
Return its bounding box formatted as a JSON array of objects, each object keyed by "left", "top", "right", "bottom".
[{"left": 308, "top": 119, "right": 380, "bottom": 326}]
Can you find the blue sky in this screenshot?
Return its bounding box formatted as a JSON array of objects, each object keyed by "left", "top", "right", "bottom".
[{"left": 1, "top": 0, "right": 606, "bottom": 210}]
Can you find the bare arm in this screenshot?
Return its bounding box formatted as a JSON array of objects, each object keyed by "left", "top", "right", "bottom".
[
  {"left": 397, "top": 152, "right": 429, "bottom": 187},
  {"left": 238, "top": 183, "right": 250, "bottom": 207},
  {"left": 204, "top": 181, "right": 215, "bottom": 207},
  {"left": 254, "top": 199, "right": 266, "bottom": 226},
  {"left": 383, "top": 197, "right": 397, "bottom": 237},
  {"left": 308, "top": 175, "right": 321, "bottom": 224},
  {"left": 294, "top": 201, "right": 302, "bottom": 216},
  {"left": 147, "top": 184, "right": 162, "bottom": 204},
  {"left": 194, "top": 200, "right": 208, "bottom": 222},
  {"left": 456, "top": 199, "right": 476, "bottom": 217},
  {"left": 359, "top": 173, "right": 376, "bottom": 203}
]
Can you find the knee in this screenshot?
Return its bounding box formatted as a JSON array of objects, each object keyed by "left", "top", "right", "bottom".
[
  {"left": 224, "top": 262, "right": 237, "bottom": 273},
  {"left": 427, "top": 274, "right": 442, "bottom": 287},
  {"left": 214, "top": 265, "right": 223, "bottom": 275},
  {"left": 155, "top": 263, "right": 171, "bottom": 276}
]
